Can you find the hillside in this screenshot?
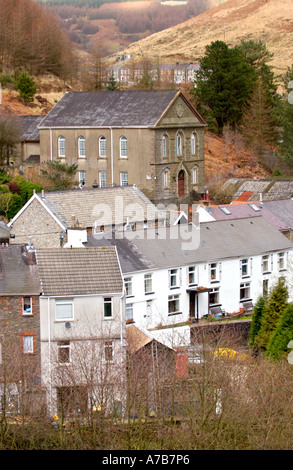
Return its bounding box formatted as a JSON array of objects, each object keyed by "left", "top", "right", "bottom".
[{"left": 120, "top": 0, "right": 293, "bottom": 76}]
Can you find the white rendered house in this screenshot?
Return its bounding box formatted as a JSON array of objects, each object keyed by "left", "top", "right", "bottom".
[{"left": 88, "top": 216, "right": 293, "bottom": 331}]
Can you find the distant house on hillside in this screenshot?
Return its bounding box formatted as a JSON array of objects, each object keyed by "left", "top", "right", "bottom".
[{"left": 37, "top": 89, "right": 206, "bottom": 203}]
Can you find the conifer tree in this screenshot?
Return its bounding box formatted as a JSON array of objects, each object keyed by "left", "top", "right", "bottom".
[
  {"left": 249, "top": 296, "right": 266, "bottom": 349},
  {"left": 266, "top": 303, "right": 293, "bottom": 360},
  {"left": 254, "top": 279, "right": 288, "bottom": 352}
]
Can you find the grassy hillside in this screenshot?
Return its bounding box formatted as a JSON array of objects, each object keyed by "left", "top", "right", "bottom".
[{"left": 120, "top": 0, "right": 293, "bottom": 76}]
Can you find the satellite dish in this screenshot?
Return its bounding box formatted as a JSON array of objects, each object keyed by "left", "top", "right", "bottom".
[
  {"left": 65, "top": 322, "right": 71, "bottom": 329},
  {"left": 288, "top": 351, "right": 293, "bottom": 365}
]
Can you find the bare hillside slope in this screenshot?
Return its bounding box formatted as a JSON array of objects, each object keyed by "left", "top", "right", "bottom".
[{"left": 122, "top": 0, "right": 293, "bottom": 76}]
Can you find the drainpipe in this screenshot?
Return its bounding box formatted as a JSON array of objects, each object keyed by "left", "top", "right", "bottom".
[
  {"left": 50, "top": 128, "right": 53, "bottom": 161},
  {"left": 47, "top": 297, "right": 52, "bottom": 416},
  {"left": 110, "top": 127, "right": 114, "bottom": 186}
]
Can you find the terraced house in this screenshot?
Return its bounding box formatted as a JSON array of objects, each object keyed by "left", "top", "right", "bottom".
[{"left": 38, "top": 89, "right": 206, "bottom": 203}]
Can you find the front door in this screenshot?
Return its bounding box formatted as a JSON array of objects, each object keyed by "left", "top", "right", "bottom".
[{"left": 178, "top": 170, "right": 185, "bottom": 197}]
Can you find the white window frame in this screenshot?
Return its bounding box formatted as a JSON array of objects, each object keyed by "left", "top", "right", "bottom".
[
  {"left": 240, "top": 282, "right": 250, "bottom": 301},
  {"left": 99, "top": 136, "right": 106, "bottom": 157},
  {"left": 78, "top": 136, "right": 86, "bottom": 158},
  {"left": 191, "top": 132, "right": 197, "bottom": 155},
  {"left": 262, "top": 254, "right": 271, "bottom": 273},
  {"left": 192, "top": 166, "right": 198, "bottom": 184},
  {"left": 144, "top": 273, "right": 153, "bottom": 294},
  {"left": 163, "top": 168, "right": 169, "bottom": 188},
  {"left": 120, "top": 171, "right": 128, "bottom": 186},
  {"left": 209, "top": 262, "right": 220, "bottom": 282},
  {"left": 103, "top": 297, "right": 113, "bottom": 318},
  {"left": 55, "top": 299, "right": 73, "bottom": 321},
  {"left": 124, "top": 277, "right": 132, "bottom": 297},
  {"left": 188, "top": 266, "right": 198, "bottom": 286},
  {"left": 120, "top": 136, "right": 128, "bottom": 158},
  {"left": 104, "top": 340, "right": 113, "bottom": 363},
  {"left": 23, "top": 335, "right": 34, "bottom": 354},
  {"left": 176, "top": 132, "right": 183, "bottom": 156},
  {"left": 99, "top": 171, "right": 107, "bottom": 188},
  {"left": 278, "top": 251, "right": 287, "bottom": 271},
  {"left": 209, "top": 287, "right": 220, "bottom": 306},
  {"left": 241, "top": 258, "right": 250, "bottom": 278},
  {"left": 79, "top": 171, "right": 86, "bottom": 187},
  {"left": 126, "top": 303, "right": 134, "bottom": 322},
  {"left": 57, "top": 341, "right": 70, "bottom": 364},
  {"left": 168, "top": 294, "right": 180, "bottom": 314},
  {"left": 22, "top": 297, "right": 32, "bottom": 315},
  {"left": 58, "top": 136, "right": 65, "bottom": 158},
  {"left": 169, "top": 268, "right": 180, "bottom": 288}
]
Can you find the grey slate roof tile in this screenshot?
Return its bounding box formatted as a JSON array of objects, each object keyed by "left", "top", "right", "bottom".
[
  {"left": 37, "top": 185, "right": 159, "bottom": 229},
  {"left": 87, "top": 216, "right": 293, "bottom": 274},
  {"left": 38, "top": 90, "right": 201, "bottom": 128},
  {"left": 0, "top": 244, "right": 41, "bottom": 295},
  {"left": 36, "top": 246, "right": 123, "bottom": 296}
]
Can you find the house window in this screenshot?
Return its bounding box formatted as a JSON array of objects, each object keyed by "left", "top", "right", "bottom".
[
  {"left": 120, "top": 172, "right": 128, "bottom": 186},
  {"left": 144, "top": 274, "right": 152, "bottom": 294},
  {"left": 240, "top": 282, "right": 250, "bottom": 300},
  {"left": 104, "top": 340, "right": 113, "bottom": 362},
  {"left": 58, "top": 341, "right": 70, "bottom": 363},
  {"left": 99, "top": 171, "right": 107, "bottom": 188},
  {"left": 163, "top": 168, "right": 169, "bottom": 188},
  {"left": 99, "top": 136, "right": 106, "bottom": 157},
  {"left": 162, "top": 134, "right": 169, "bottom": 158},
  {"left": 191, "top": 132, "right": 197, "bottom": 155},
  {"left": 278, "top": 252, "right": 287, "bottom": 271},
  {"left": 241, "top": 258, "right": 250, "bottom": 278},
  {"left": 169, "top": 268, "right": 179, "bottom": 288},
  {"left": 55, "top": 299, "right": 73, "bottom": 321},
  {"left": 126, "top": 303, "right": 134, "bottom": 322},
  {"left": 58, "top": 136, "right": 65, "bottom": 157},
  {"left": 79, "top": 171, "right": 86, "bottom": 187},
  {"left": 262, "top": 255, "right": 271, "bottom": 273},
  {"left": 23, "top": 335, "right": 34, "bottom": 354},
  {"left": 120, "top": 136, "right": 127, "bottom": 158},
  {"left": 188, "top": 266, "right": 197, "bottom": 285},
  {"left": 210, "top": 262, "right": 220, "bottom": 282},
  {"left": 192, "top": 166, "right": 198, "bottom": 184},
  {"left": 168, "top": 294, "right": 180, "bottom": 314},
  {"left": 124, "top": 277, "right": 132, "bottom": 297},
  {"left": 78, "top": 136, "right": 86, "bottom": 158},
  {"left": 22, "top": 297, "right": 32, "bottom": 315},
  {"left": 176, "top": 132, "right": 183, "bottom": 156},
  {"left": 104, "top": 297, "right": 113, "bottom": 318},
  {"left": 209, "top": 287, "right": 220, "bottom": 305},
  {"left": 263, "top": 279, "right": 269, "bottom": 297}
]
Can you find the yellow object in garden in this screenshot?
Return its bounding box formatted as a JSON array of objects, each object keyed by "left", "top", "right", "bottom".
[{"left": 53, "top": 414, "right": 59, "bottom": 421}]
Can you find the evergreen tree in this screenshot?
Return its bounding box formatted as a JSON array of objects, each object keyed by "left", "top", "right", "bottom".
[
  {"left": 192, "top": 40, "right": 257, "bottom": 134},
  {"left": 240, "top": 76, "right": 279, "bottom": 163},
  {"left": 249, "top": 296, "right": 266, "bottom": 349},
  {"left": 266, "top": 303, "right": 293, "bottom": 360},
  {"left": 254, "top": 279, "right": 288, "bottom": 352},
  {"left": 15, "top": 70, "right": 37, "bottom": 104},
  {"left": 106, "top": 73, "right": 118, "bottom": 91},
  {"left": 275, "top": 64, "right": 293, "bottom": 167},
  {"left": 40, "top": 161, "right": 78, "bottom": 190}
]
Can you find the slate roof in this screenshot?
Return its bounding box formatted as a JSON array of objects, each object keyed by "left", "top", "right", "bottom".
[
  {"left": 225, "top": 178, "right": 293, "bottom": 201},
  {"left": 209, "top": 203, "right": 288, "bottom": 232},
  {"left": 38, "top": 90, "right": 205, "bottom": 128},
  {"left": 15, "top": 115, "right": 45, "bottom": 141},
  {"left": 87, "top": 216, "right": 293, "bottom": 274},
  {"left": 0, "top": 244, "right": 41, "bottom": 295},
  {"left": 36, "top": 246, "right": 123, "bottom": 296},
  {"left": 262, "top": 199, "right": 293, "bottom": 230},
  {"left": 33, "top": 185, "right": 160, "bottom": 229}
]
